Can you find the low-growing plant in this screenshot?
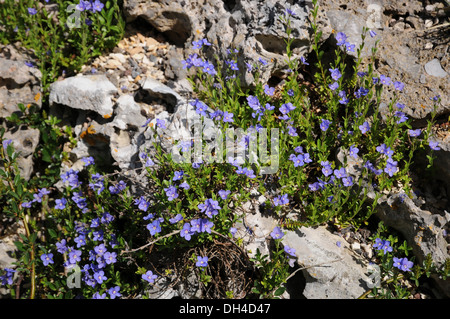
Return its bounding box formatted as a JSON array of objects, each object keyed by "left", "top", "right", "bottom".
[
  {"left": 0, "top": 0, "right": 446, "bottom": 300},
  {"left": 359, "top": 222, "right": 450, "bottom": 299}
]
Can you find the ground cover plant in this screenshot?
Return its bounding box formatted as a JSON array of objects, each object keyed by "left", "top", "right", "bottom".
[{"left": 0, "top": 0, "right": 448, "bottom": 299}]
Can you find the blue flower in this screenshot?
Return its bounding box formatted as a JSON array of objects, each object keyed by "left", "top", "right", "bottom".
[
  {"left": 320, "top": 119, "right": 332, "bottom": 132},
  {"left": 180, "top": 223, "right": 193, "bottom": 240},
  {"left": 91, "top": 0, "right": 104, "bottom": 12},
  {"left": 284, "top": 245, "right": 296, "bottom": 257},
  {"left": 349, "top": 145, "right": 359, "bottom": 159},
  {"left": 104, "top": 252, "right": 117, "bottom": 265},
  {"left": 108, "top": 286, "right": 122, "bottom": 299},
  {"left": 329, "top": 82, "right": 339, "bottom": 91},
  {"left": 408, "top": 129, "right": 421, "bottom": 137},
  {"left": 393, "top": 81, "right": 404, "bottom": 91},
  {"left": 290, "top": 154, "right": 304, "bottom": 167},
  {"left": 273, "top": 194, "right": 289, "bottom": 206},
  {"left": 376, "top": 143, "right": 394, "bottom": 158},
  {"left": 335, "top": 32, "right": 347, "bottom": 46},
  {"left": 379, "top": 74, "right": 392, "bottom": 86},
  {"left": 342, "top": 176, "right": 354, "bottom": 187},
  {"left": 222, "top": 111, "right": 234, "bottom": 123},
  {"left": 218, "top": 190, "right": 231, "bottom": 200},
  {"left": 270, "top": 226, "right": 284, "bottom": 239},
  {"left": 334, "top": 167, "right": 347, "bottom": 179},
  {"left": 173, "top": 170, "right": 184, "bottom": 181},
  {"left": 94, "top": 270, "right": 107, "bottom": 284},
  {"left": 55, "top": 198, "right": 67, "bottom": 210},
  {"left": 147, "top": 219, "right": 161, "bottom": 236},
  {"left": 191, "top": 99, "right": 209, "bottom": 117},
  {"left": 41, "top": 253, "right": 54, "bottom": 266},
  {"left": 179, "top": 181, "right": 190, "bottom": 190},
  {"left": 28, "top": 8, "right": 37, "bottom": 15},
  {"left": 429, "top": 141, "right": 441, "bottom": 151},
  {"left": 202, "top": 60, "right": 217, "bottom": 75},
  {"left": 198, "top": 198, "right": 221, "bottom": 218},
  {"left": 247, "top": 95, "right": 261, "bottom": 111},
  {"left": 359, "top": 121, "right": 370, "bottom": 134},
  {"left": 196, "top": 256, "right": 209, "bottom": 267},
  {"left": 321, "top": 161, "right": 333, "bottom": 177},
  {"left": 369, "top": 30, "right": 377, "bottom": 37},
  {"left": 169, "top": 214, "right": 183, "bottom": 224},
  {"left": 329, "top": 68, "right": 342, "bottom": 81},
  {"left": 142, "top": 270, "right": 158, "bottom": 283},
  {"left": 164, "top": 186, "right": 179, "bottom": 201},
  {"left": 264, "top": 85, "right": 275, "bottom": 96},
  {"left": 82, "top": 156, "right": 95, "bottom": 166}
]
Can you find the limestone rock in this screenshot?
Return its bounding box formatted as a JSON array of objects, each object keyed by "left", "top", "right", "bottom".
[{"left": 49, "top": 74, "right": 118, "bottom": 117}]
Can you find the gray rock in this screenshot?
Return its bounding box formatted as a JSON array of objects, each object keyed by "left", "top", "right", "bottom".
[
  {"left": 112, "top": 94, "right": 148, "bottom": 131},
  {"left": 49, "top": 74, "right": 118, "bottom": 117},
  {"left": 375, "top": 194, "right": 450, "bottom": 297},
  {"left": 123, "top": 0, "right": 311, "bottom": 86},
  {"left": 0, "top": 58, "right": 42, "bottom": 118},
  {"left": 2, "top": 126, "right": 40, "bottom": 180},
  {"left": 282, "top": 226, "right": 371, "bottom": 299},
  {"left": 424, "top": 59, "right": 448, "bottom": 78}
]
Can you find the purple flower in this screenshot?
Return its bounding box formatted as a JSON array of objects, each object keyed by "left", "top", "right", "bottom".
[
  {"left": 349, "top": 145, "right": 359, "bottom": 159},
  {"left": 91, "top": 0, "right": 104, "bottom": 12},
  {"left": 56, "top": 239, "right": 68, "bottom": 254},
  {"left": 147, "top": 219, "right": 161, "bottom": 236},
  {"left": 408, "top": 129, "right": 421, "bottom": 137},
  {"left": 202, "top": 60, "right": 217, "bottom": 75},
  {"left": 321, "top": 161, "right": 333, "bottom": 177},
  {"left": 68, "top": 249, "right": 82, "bottom": 264},
  {"left": 198, "top": 198, "right": 221, "bottom": 218},
  {"left": 164, "top": 186, "right": 179, "bottom": 201},
  {"left": 429, "top": 141, "right": 441, "bottom": 151},
  {"left": 222, "top": 111, "right": 234, "bottom": 123},
  {"left": 173, "top": 170, "right": 184, "bottom": 181},
  {"left": 359, "top": 121, "right": 370, "bottom": 134},
  {"left": 290, "top": 154, "right": 305, "bottom": 167},
  {"left": 142, "top": 270, "right": 158, "bottom": 283},
  {"left": 55, "top": 198, "right": 67, "bottom": 210},
  {"left": 329, "top": 81, "right": 339, "bottom": 91},
  {"left": 199, "top": 218, "right": 214, "bottom": 233},
  {"left": 247, "top": 95, "right": 261, "bottom": 111},
  {"left": 329, "top": 68, "right": 342, "bottom": 81},
  {"left": 284, "top": 245, "right": 296, "bottom": 257},
  {"left": 320, "top": 119, "right": 332, "bottom": 132},
  {"left": 384, "top": 159, "right": 398, "bottom": 177},
  {"left": 196, "top": 256, "right": 209, "bottom": 267},
  {"left": 379, "top": 74, "right": 392, "bottom": 86},
  {"left": 376, "top": 143, "right": 394, "bottom": 158},
  {"left": 104, "top": 252, "right": 117, "bottom": 264},
  {"left": 270, "top": 226, "right": 284, "bottom": 239},
  {"left": 218, "top": 190, "right": 231, "bottom": 200},
  {"left": 334, "top": 167, "right": 347, "bottom": 179},
  {"left": 369, "top": 30, "right": 377, "bottom": 37},
  {"left": 191, "top": 99, "right": 209, "bottom": 117},
  {"left": 180, "top": 223, "right": 193, "bottom": 241},
  {"left": 273, "top": 194, "right": 289, "bottom": 207},
  {"left": 156, "top": 118, "right": 166, "bottom": 129},
  {"left": 338, "top": 90, "right": 349, "bottom": 104},
  {"left": 258, "top": 57, "right": 268, "bottom": 66},
  {"left": 108, "top": 286, "right": 122, "bottom": 299},
  {"left": 41, "top": 253, "right": 54, "bottom": 266},
  {"left": 94, "top": 270, "right": 107, "bottom": 284},
  {"left": 1, "top": 268, "right": 16, "bottom": 285},
  {"left": 279, "top": 102, "right": 296, "bottom": 115},
  {"left": 82, "top": 156, "right": 95, "bottom": 166},
  {"left": 28, "top": 8, "right": 37, "bottom": 15},
  {"left": 394, "top": 81, "right": 404, "bottom": 91},
  {"left": 169, "top": 214, "right": 183, "bottom": 224},
  {"left": 134, "top": 196, "right": 150, "bottom": 212},
  {"left": 342, "top": 175, "right": 354, "bottom": 187},
  {"left": 335, "top": 32, "right": 347, "bottom": 46},
  {"left": 264, "top": 85, "right": 275, "bottom": 96},
  {"left": 300, "top": 56, "right": 309, "bottom": 65},
  {"left": 373, "top": 238, "right": 393, "bottom": 254}
]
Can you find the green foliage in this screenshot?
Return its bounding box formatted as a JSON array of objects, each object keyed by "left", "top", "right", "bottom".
[{"left": 0, "top": 0, "right": 444, "bottom": 300}]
